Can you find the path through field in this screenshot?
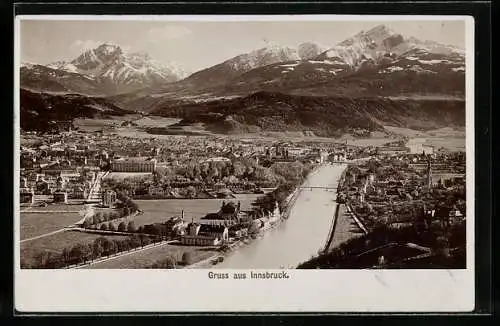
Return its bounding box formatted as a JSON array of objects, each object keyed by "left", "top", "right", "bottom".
[{"left": 20, "top": 228, "right": 68, "bottom": 243}]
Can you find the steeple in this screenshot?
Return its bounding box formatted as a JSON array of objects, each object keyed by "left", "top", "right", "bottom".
[{"left": 426, "top": 156, "right": 432, "bottom": 189}]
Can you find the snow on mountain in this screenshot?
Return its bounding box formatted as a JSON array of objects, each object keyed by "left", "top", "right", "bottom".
[
  {"left": 225, "top": 44, "right": 301, "bottom": 71},
  {"left": 21, "top": 61, "right": 39, "bottom": 69},
  {"left": 184, "top": 42, "right": 328, "bottom": 87},
  {"left": 317, "top": 24, "right": 464, "bottom": 72},
  {"left": 47, "top": 43, "right": 190, "bottom": 88}
]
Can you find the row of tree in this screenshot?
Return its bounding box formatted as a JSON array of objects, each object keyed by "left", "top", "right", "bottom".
[
  {"left": 86, "top": 220, "right": 137, "bottom": 233},
  {"left": 24, "top": 234, "right": 159, "bottom": 269},
  {"left": 145, "top": 252, "right": 194, "bottom": 269}
]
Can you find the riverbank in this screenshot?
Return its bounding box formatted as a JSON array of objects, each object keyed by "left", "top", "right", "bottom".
[
  {"left": 185, "top": 165, "right": 322, "bottom": 269},
  {"left": 213, "top": 163, "right": 346, "bottom": 269},
  {"left": 321, "top": 203, "right": 342, "bottom": 253}
]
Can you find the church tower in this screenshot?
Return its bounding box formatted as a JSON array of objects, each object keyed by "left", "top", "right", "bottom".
[{"left": 426, "top": 156, "right": 432, "bottom": 189}]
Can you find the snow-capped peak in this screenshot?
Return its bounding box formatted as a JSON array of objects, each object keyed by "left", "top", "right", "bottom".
[
  {"left": 44, "top": 43, "right": 189, "bottom": 86},
  {"left": 319, "top": 24, "right": 464, "bottom": 69},
  {"left": 21, "top": 61, "right": 38, "bottom": 68},
  {"left": 95, "top": 42, "right": 121, "bottom": 54},
  {"left": 226, "top": 44, "right": 300, "bottom": 71}
]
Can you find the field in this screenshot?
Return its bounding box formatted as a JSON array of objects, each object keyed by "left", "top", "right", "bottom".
[
  {"left": 385, "top": 126, "right": 465, "bottom": 151},
  {"left": 21, "top": 213, "right": 82, "bottom": 240},
  {"left": 132, "top": 116, "right": 181, "bottom": 128},
  {"left": 127, "top": 195, "right": 263, "bottom": 227},
  {"left": 73, "top": 115, "right": 138, "bottom": 132},
  {"left": 21, "top": 203, "right": 85, "bottom": 212},
  {"left": 20, "top": 230, "right": 130, "bottom": 267},
  {"left": 20, "top": 204, "right": 85, "bottom": 240},
  {"left": 84, "top": 243, "right": 216, "bottom": 269}
]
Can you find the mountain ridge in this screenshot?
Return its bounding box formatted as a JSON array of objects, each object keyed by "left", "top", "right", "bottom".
[
  {"left": 149, "top": 90, "right": 465, "bottom": 137},
  {"left": 21, "top": 42, "right": 190, "bottom": 96}
]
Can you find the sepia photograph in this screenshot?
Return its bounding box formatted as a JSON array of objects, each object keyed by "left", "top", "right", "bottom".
[{"left": 14, "top": 14, "right": 475, "bottom": 312}]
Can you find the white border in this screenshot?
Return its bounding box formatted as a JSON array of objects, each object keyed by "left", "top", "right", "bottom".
[{"left": 14, "top": 15, "right": 475, "bottom": 313}]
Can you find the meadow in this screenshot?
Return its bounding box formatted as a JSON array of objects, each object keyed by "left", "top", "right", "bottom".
[
  {"left": 115, "top": 195, "right": 264, "bottom": 228},
  {"left": 20, "top": 230, "right": 130, "bottom": 268},
  {"left": 20, "top": 204, "right": 85, "bottom": 240},
  {"left": 20, "top": 213, "right": 82, "bottom": 240},
  {"left": 84, "top": 243, "right": 216, "bottom": 269}
]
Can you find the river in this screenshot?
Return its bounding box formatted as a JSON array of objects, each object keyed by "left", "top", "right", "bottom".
[{"left": 214, "top": 163, "right": 347, "bottom": 269}]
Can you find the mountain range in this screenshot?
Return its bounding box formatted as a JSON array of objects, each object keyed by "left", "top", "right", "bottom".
[
  {"left": 21, "top": 43, "right": 189, "bottom": 95},
  {"left": 110, "top": 25, "right": 465, "bottom": 112},
  {"left": 20, "top": 24, "right": 466, "bottom": 135}
]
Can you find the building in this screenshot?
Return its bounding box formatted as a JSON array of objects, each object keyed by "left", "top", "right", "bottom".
[
  {"left": 70, "top": 186, "right": 88, "bottom": 199},
  {"left": 34, "top": 179, "right": 52, "bottom": 195},
  {"left": 111, "top": 157, "right": 157, "bottom": 172},
  {"left": 164, "top": 214, "right": 188, "bottom": 236},
  {"left": 148, "top": 186, "right": 165, "bottom": 196},
  {"left": 20, "top": 190, "right": 34, "bottom": 204},
  {"left": 199, "top": 201, "right": 245, "bottom": 226},
  {"left": 55, "top": 176, "right": 67, "bottom": 191},
  {"left": 181, "top": 221, "right": 228, "bottom": 246},
  {"left": 426, "top": 158, "right": 432, "bottom": 189},
  {"left": 101, "top": 189, "right": 117, "bottom": 207},
  {"left": 408, "top": 143, "right": 435, "bottom": 155},
  {"left": 53, "top": 192, "right": 68, "bottom": 203},
  {"left": 330, "top": 152, "right": 347, "bottom": 162},
  {"left": 376, "top": 146, "right": 410, "bottom": 156}
]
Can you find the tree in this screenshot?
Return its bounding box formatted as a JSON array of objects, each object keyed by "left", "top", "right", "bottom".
[
  {"left": 101, "top": 237, "right": 113, "bottom": 256},
  {"left": 92, "top": 238, "right": 105, "bottom": 259},
  {"left": 69, "top": 243, "right": 84, "bottom": 265},
  {"left": 61, "top": 247, "right": 71, "bottom": 264},
  {"left": 100, "top": 223, "right": 108, "bottom": 231},
  {"left": 34, "top": 251, "right": 52, "bottom": 268},
  {"left": 81, "top": 243, "right": 92, "bottom": 263},
  {"left": 117, "top": 221, "right": 127, "bottom": 232},
  {"left": 127, "top": 221, "right": 136, "bottom": 233},
  {"left": 82, "top": 219, "right": 90, "bottom": 229},
  {"left": 186, "top": 186, "right": 197, "bottom": 198},
  {"left": 129, "top": 235, "right": 142, "bottom": 249},
  {"left": 142, "top": 235, "right": 152, "bottom": 247},
  {"left": 45, "top": 253, "right": 64, "bottom": 269},
  {"left": 102, "top": 211, "right": 110, "bottom": 222},
  {"left": 87, "top": 243, "right": 95, "bottom": 262},
  {"left": 181, "top": 251, "right": 193, "bottom": 266},
  {"left": 108, "top": 222, "right": 116, "bottom": 232},
  {"left": 165, "top": 256, "right": 176, "bottom": 269},
  {"left": 95, "top": 211, "right": 104, "bottom": 224}
]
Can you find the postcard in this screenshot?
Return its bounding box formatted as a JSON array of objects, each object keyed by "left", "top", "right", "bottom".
[{"left": 14, "top": 14, "right": 474, "bottom": 313}]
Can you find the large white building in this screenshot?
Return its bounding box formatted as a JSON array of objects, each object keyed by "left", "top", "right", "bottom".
[{"left": 111, "top": 157, "right": 157, "bottom": 172}]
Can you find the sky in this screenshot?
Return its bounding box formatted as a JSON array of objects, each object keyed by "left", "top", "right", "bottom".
[{"left": 19, "top": 18, "right": 466, "bottom": 73}]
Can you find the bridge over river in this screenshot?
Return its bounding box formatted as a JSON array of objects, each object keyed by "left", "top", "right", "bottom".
[{"left": 213, "top": 163, "right": 351, "bottom": 269}]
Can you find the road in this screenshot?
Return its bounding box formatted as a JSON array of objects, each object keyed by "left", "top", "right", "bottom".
[
  {"left": 20, "top": 228, "right": 68, "bottom": 243},
  {"left": 326, "top": 204, "right": 364, "bottom": 251}
]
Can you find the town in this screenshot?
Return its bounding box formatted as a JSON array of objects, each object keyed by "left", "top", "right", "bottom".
[{"left": 19, "top": 127, "right": 466, "bottom": 269}]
